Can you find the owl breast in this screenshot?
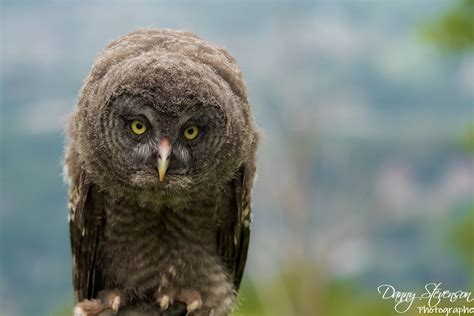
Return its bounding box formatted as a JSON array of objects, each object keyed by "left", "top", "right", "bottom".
[{"left": 100, "top": 197, "right": 235, "bottom": 314}]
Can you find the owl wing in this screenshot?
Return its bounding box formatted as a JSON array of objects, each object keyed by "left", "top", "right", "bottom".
[
  {"left": 217, "top": 163, "right": 254, "bottom": 290},
  {"left": 69, "top": 168, "right": 106, "bottom": 302}
]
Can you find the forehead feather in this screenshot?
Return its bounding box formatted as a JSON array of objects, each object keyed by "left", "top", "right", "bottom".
[
  {"left": 79, "top": 29, "right": 248, "bottom": 114},
  {"left": 100, "top": 52, "right": 230, "bottom": 110}
]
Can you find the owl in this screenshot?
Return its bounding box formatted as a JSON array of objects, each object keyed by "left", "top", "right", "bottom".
[{"left": 64, "top": 29, "right": 258, "bottom": 316}]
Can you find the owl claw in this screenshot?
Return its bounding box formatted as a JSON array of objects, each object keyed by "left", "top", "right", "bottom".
[
  {"left": 159, "top": 295, "right": 171, "bottom": 310},
  {"left": 176, "top": 289, "right": 203, "bottom": 315},
  {"left": 186, "top": 299, "right": 203, "bottom": 313},
  {"left": 111, "top": 296, "right": 121, "bottom": 313},
  {"left": 100, "top": 289, "right": 126, "bottom": 314}
]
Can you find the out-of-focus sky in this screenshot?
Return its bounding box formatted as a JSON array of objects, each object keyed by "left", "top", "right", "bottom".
[{"left": 1, "top": 1, "right": 473, "bottom": 315}]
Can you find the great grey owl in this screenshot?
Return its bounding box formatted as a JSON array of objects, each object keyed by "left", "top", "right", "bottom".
[{"left": 64, "top": 28, "right": 259, "bottom": 316}]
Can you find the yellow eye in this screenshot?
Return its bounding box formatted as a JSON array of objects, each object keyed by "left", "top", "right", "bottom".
[
  {"left": 183, "top": 125, "right": 199, "bottom": 140},
  {"left": 131, "top": 120, "right": 147, "bottom": 135}
]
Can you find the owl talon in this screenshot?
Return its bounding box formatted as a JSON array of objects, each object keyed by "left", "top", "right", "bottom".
[
  {"left": 111, "top": 296, "right": 121, "bottom": 313},
  {"left": 176, "top": 289, "right": 203, "bottom": 314},
  {"left": 159, "top": 295, "right": 171, "bottom": 310},
  {"left": 186, "top": 299, "right": 203, "bottom": 313},
  {"left": 100, "top": 289, "right": 126, "bottom": 313}
]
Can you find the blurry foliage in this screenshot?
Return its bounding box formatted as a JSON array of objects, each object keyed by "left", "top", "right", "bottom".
[
  {"left": 422, "top": 0, "right": 474, "bottom": 287},
  {"left": 459, "top": 123, "right": 474, "bottom": 154},
  {"left": 449, "top": 121, "right": 474, "bottom": 279},
  {"left": 448, "top": 204, "right": 474, "bottom": 271},
  {"left": 233, "top": 278, "right": 265, "bottom": 316},
  {"left": 53, "top": 305, "right": 71, "bottom": 316},
  {"left": 235, "top": 267, "right": 474, "bottom": 316},
  {"left": 235, "top": 265, "right": 397, "bottom": 316},
  {"left": 448, "top": 124, "right": 474, "bottom": 281},
  {"left": 421, "top": 0, "right": 474, "bottom": 53}
]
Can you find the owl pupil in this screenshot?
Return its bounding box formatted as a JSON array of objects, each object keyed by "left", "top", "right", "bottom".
[
  {"left": 187, "top": 128, "right": 194, "bottom": 134},
  {"left": 136, "top": 123, "right": 143, "bottom": 129}
]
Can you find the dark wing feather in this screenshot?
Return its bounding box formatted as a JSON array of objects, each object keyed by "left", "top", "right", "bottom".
[
  {"left": 217, "top": 163, "right": 254, "bottom": 290},
  {"left": 69, "top": 169, "right": 106, "bottom": 302}
]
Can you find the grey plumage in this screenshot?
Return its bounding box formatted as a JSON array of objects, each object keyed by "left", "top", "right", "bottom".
[{"left": 64, "top": 28, "right": 259, "bottom": 316}]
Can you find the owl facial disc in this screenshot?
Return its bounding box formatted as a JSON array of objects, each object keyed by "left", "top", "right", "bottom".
[{"left": 158, "top": 138, "right": 171, "bottom": 182}]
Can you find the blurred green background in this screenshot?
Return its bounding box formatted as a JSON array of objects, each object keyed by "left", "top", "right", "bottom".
[{"left": 1, "top": 1, "right": 473, "bottom": 315}]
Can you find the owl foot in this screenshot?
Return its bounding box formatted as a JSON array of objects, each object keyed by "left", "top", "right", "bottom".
[
  {"left": 74, "top": 290, "right": 126, "bottom": 316},
  {"left": 156, "top": 293, "right": 173, "bottom": 310},
  {"left": 156, "top": 288, "right": 203, "bottom": 315},
  {"left": 156, "top": 288, "right": 177, "bottom": 311},
  {"left": 73, "top": 299, "right": 108, "bottom": 316},
  {"left": 177, "top": 289, "right": 203, "bottom": 315},
  {"left": 99, "top": 289, "right": 125, "bottom": 313}
]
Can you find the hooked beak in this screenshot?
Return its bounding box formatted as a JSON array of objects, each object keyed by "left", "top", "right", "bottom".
[{"left": 157, "top": 138, "right": 171, "bottom": 182}]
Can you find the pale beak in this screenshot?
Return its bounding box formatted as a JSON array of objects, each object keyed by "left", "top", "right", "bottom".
[{"left": 157, "top": 138, "right": 171, "bottom": 182}]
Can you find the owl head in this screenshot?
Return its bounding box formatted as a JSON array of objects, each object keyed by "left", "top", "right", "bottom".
[{"left": 69, "top": 29, "right": 258, "bottom": 206}]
